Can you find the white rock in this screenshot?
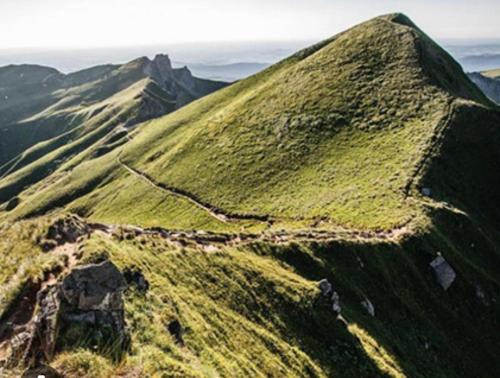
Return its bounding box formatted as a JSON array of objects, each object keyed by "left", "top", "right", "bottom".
[
  {"left": 430, "top": 255, "right": 456, "bottom": 290},
  {"left": 361, "top": 298, "right": 375, "bottom": 317},
  {"left": 331, "top": 291, "right": 341, "bottom": 314}
]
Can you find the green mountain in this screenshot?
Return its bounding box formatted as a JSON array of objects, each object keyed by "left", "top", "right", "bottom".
[
  {"left": 0, "top": 14, "right": 499, "bottom": 378},
  {"left": 0, "top": 55, "right": 226, "bottom": 195}
]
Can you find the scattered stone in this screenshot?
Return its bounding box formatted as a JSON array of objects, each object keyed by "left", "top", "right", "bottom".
[
  {"left": 475, "top": 284, "right": 489, "bottom": 306},
  {"left": 360, "top": 298, "right": 375, "bottom": 317},
  {"left": 167, "top": 319, "right": 184, "bottom": 346},
  {"left": 356, "top": 256, "right": 365, "bottom": 268},
  {"left": 318, "top": 279, "right": 332, "bottom": 297},
  {"left": 318, "top": 279, "right": 341, "bottom": 314},
  {"left": 331, "top": 291, "right": 341, "bottom": 314},
  {"left": 123, "top": 267, "right": 149, "bottom": 293},
  {"left": 430, "top": 254, "right": 456, "bottom": 290}
]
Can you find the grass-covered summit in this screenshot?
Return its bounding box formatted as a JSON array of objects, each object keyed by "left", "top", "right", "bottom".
[{"left": 3, "top": 13, "right": 496, "bottom": 232}]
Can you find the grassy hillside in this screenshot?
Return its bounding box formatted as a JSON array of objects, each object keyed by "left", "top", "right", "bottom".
[
  {"left": 0, "top": 13, "right": 499, "bottom": 378},
  {"left": 0, "top": 56, "right": 227, "bottom": 193},
  {"left": 3, "top": 13, "right": 493, "bottom": 231}
]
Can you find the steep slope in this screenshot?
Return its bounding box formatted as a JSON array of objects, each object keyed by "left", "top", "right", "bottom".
[
  {"left": 468, "top": 71, "right": 500, "bottom": 103},
  {"left": 0, "top": 13, "right": 500, "bottom": 378}
]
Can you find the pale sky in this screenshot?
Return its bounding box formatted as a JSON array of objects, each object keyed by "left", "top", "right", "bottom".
[{"left": 1, "top": 0, "right": 499, "bottom": 49}]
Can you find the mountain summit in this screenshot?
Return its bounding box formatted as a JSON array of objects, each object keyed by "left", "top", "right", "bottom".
[{"left": 0, "top": 14, "right": 499, "bottom": 378}]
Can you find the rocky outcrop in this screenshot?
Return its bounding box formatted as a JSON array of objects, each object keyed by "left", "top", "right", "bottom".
[
  {"left": 142, "top": 54, "right": 228, "bottom": 109},
  {"left": 61, "top": 260, "right": 126, "bottom": 311},
  {"left": 59, "top": 261, "right": 129, "bottom": 352},
  {"left": 3, "top": 260, "right": 129, "bottom": 370},
  {"left": 144, "top": 54, "right": 175, "bottom": 89},
  {"left": 468, "top": 72, "right": 500, "bottom": 104},
  {"left": 42, "top": 215, "right": 90, "bottom": 250}
]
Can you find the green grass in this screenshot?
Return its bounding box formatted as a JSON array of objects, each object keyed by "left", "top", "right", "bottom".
[
  {"left": 5, "top": 205, "right": 495, "bottom": 378},
  {"left": 0, "top": 217, "right": 66, "bottom": 315}
]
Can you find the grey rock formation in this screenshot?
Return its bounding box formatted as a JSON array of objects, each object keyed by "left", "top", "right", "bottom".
[
  {"left": 144, "top": 54, "right": 175, "bottom": 86},
  {"left": 141, "top": 54, "right": 227, "bottom": 110},
  {"left": 7, "top": 260, "right": 129, "bottom": 369},
  {"left": 61, "top": 260, "right": 127, "bottom": 311},
  {"left": 468, "top": 72, "right": 500, "bottom": 104},
  {"left": 430, "top": 255, "right": 456, "bottom": 290}
]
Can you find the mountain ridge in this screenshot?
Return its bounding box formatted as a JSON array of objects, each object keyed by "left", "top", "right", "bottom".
[{"left": 0, "top": 13, "right": 499, "bottom": 378}]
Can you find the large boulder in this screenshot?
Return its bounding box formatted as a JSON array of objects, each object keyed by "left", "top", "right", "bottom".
[
  {"left": 61, "top": 260, "right": 126, "bottom": 311},
  {"left": 58, "top": 260, "right": 129, "bottom": 357}
]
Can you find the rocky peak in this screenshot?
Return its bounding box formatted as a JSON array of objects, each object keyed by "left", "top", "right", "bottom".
[
  {"left": 143, "top": 54, "right": 175, "bottom": 88},
  {"left": 174, "top": 66, "right": 196, "bottom": 91}
]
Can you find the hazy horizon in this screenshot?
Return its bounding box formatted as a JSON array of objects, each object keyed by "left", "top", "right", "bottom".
[
  {"left": 1, "top": 0, "right": 500, "bottom": 50},
  {"left": 1, "top": 38, "right": 500, "bottom": 78}
]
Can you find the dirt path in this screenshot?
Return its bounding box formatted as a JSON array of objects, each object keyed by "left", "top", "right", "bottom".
[
  {"left": 117, "top": 157, "right": 270, "bottom": 225},
  {"left": 89, "top": 217, "right": 412, "bottom": 251}
]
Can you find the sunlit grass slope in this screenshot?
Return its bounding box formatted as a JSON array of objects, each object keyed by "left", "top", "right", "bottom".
[
  {"left": 2, "top": 208, "right": 499, "bottom": 377},
  {"left": 2, "top": 14, "right": 496, "bottom": 233},
  {"left": 118, "top": 14, "right": 490, "bottom": 231},
  {"left": 1, "top": 13, "right": 500, "bottom": 378}
]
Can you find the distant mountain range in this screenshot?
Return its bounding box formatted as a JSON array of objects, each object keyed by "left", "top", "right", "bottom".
[{"left": 0, "top": 54, "right": 226, "bottom": 183}]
